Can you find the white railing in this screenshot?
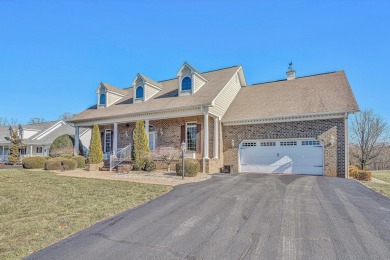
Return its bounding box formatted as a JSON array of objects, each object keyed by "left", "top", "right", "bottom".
[{"left": 109, "top": 144, "right": 131, "bottom": 171}]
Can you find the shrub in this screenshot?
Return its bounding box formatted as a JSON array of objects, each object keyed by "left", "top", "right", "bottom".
[
  {"left": 143, "top": 158, "right": 156, "bottom": 172},
  {"left": 72, "top": 156, "right": 86, "bottom": 168},
  {"left": 45, "top": 157, "right": 66, "bottom": 171},
  {"left": 50, "top": 135, "right": 74, "bottom": 158},
  {"left": 176, "top": 158, "right": 200, "bottom": 177},
  {"left": 133, "top": 120, "right": 150, "bottom": 170},
  {"left": 356, "top": 170, "right": 372, "bottom": 181},
  {"left": 22, "top": 156, "right": 48, "bottom": 169},
  {"left": 61, "top": 159, "right": 78, "bottom": 171},
  {"left": 88, "top": 124, "right": 104, "bottom": 164},
  {"left": 349, "top": 165, "right": 360, "bottom": 178}
]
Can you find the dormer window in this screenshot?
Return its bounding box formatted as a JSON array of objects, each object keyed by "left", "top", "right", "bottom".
[
  {"left": 99, "top": 93, "right": 106, "bottom": 107},
  {"left": 181, "top": 77, "right": 192, "bottom": 91},
  {"left": 136, "top": 86, "right": 144, "bottom": 99},
  {"left": 177, "top": 62, "right": 207, "bottom": 96}
]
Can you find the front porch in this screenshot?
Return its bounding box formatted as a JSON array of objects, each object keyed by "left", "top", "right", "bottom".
[{"left": 74, "top": 113, "right": 223, "bottom": 173}]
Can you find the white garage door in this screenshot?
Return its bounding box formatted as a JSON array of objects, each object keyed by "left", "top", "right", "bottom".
[{"left": 239, "top": 139, "right": 324, "bottom": 175}]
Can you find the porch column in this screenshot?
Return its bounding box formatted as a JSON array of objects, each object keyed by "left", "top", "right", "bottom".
[
  {"left": 213, "top": 117, "right": 219, "bottom": 159},
  {"left": 203, "top": 111, "right": 209, "bottom": 159},
  {"left": 30, "top": 145, "right": 33, "bottom": 157},
  {"left": 113, "top": 123, "right": 118, "bottom": 155},
  {"left": 74, "top": 126, "right": 79, "bottom": 156},
  {"left": 145, "top": 120, "right": 149, "bottom": 142}
]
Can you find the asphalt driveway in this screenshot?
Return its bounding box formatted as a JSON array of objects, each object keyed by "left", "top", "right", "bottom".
[{"left": 28, "top": 173, "right": 390, "bottom": 260}]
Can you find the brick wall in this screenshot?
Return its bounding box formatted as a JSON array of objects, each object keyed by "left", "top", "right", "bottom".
[
  {"left": 97, "top": 115, "right": 222, "bottom": 172},
  {"left": 222, "top": 118, "right": 346, "bottom": 177}
]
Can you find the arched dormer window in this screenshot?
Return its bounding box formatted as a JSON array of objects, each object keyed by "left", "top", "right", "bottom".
[
  {"left": 99, "top": 93, "right": 106, "bottom": 106},
  {"left": 136, "top": 86, "right": 144, "bottom": 99},
  {"left": 181, "top": 77, "right": 192, "bottom": 91}
]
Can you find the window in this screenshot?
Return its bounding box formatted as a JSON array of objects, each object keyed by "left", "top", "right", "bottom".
[
  {"left": 19, "top": 147, "right": 27, "bottom": 155},
  {"left": 105, "top": 130, "right": 112, "bottom": 153},
  {"left": 280, "top": 141, "right": 297, "bottom": 146},
  {"left": 260, "top": 142, "right": 276, "bottom": 147},
  {"left": 182, "top": 77, "right": 192, "bottom": 91},
  {"left": 302, "top": 140, "right": 321, "bottom": 146},
  {"left": 186, "top": 122, "right": 197, "bottom": 151},
  {"left": 136, "top": 86, "right": 144, "bottom": 99},
  {"left": 99, "top": 94, "right": 106, "bottom": 106},
  {"left": 242, "top": 142, "right": 257, "bottom": 147},
  {"left": 36, "top": 147, "right": 43, "bottom": 153}
]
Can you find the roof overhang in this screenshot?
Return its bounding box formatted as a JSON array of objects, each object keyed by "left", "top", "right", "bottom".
[
  {"left": 222, "top": 110, "right": 358, "bottom": 126},
  {"left": 72, "top": 105, "right": 211, "bottom": 127}
]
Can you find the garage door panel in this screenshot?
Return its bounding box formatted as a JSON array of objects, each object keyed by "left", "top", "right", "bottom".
[{"left": 239, "top": 139, "right": 323, "bottom": 176}]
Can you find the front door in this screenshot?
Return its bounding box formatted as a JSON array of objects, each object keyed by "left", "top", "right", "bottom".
[{"left": 149, "top": 131, "right": 157, "bottom": 151}]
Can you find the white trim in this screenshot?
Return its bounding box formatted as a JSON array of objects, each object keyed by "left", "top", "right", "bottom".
[
  {"left": 210, "top": 67, "right": 244, "bottom": 109},
  {"left": 106, "top": 90, "right": 125, "bottom": 97},
  {"left": 222, "top": 111, "right": 356, "bottom": 126},
  {"left": 185, "top": 122, "right": 197, "bottom": 152},
  {"left": 113, "top": 123, "right": 118, "bottom": 155},
  {"left": 73, "top": 106, "right": 205, "bottom": 127},
  {"left": 104, "top": 129, "right": 112, "bottom": 153},
  {"left": 31, "top": 121, "right": 65, "bottom": 140},
  {"left": 203, "top": 111, "right": 209, "bottom": 159},
  {"left": 213, "top": 117, "right": 219, "bottom": 159}
]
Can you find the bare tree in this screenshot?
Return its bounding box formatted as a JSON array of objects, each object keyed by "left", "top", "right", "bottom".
[
  {"left": 350, "top": 109, "right": 389, "bottom": 170},
  {"left": 152, "top": 147, "right": 181, "bottom": 171},
  {"left": 0, "top": 117, "right": 8, "bottom": 126},
  {"left": 0, "top": 117, "right": 18, "bottom": 126},
  {"left": 59, "top": 112, "right": 74, "bottom": 121},
  {"left": 28, "top": 117, "right": 45, "bottom": 124}
]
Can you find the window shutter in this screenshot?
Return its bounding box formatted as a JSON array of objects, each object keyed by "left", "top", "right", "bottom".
[
  {"left": 181, "top": 125, "right": 185, "bottom": 143},
  {"left": 110, "top": 131, "right": 113, "bottom": 152},
  {"left": 196, "top": 124, "right": 201, "bottom": 153}
]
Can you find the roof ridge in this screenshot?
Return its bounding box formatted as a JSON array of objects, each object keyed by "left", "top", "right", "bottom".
[
  {"left": 157, "top": 65, "right": 240, "bottom": 83},
  {"left": 246, "top": 70, "right": 342, "bottom": 87}
]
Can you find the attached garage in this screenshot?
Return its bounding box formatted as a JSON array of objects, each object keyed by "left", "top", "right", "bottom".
[{"left": 239, "top": 139, "right": 324, "bottom": 175}]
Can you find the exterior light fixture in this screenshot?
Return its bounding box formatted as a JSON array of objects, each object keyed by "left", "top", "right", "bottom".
[
  {"left": 160, "top": 128, "right": 163, "bottom": 136},
  {"left": 330, "top": 135, "right": 335, "bottom": 146},
  {"left": 231, "top": 139, "right": 235, "bottom": 148},
  {"left": 181, "top": 142, "right": 186, "bottom": 179}
]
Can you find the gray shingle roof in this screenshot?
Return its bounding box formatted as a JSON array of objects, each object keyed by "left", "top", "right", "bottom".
[
  {"left": 102, "top": 82, "right": 129, "bottom": 96},
  {"left": 0, "top": 120, "right": 82, "bottom": 146},
  {"left": 69, "top": 66, "right": 241, "bottom": 122},
  {"left": 222, "top": 71, "right": 359, "bottom": 122},
  {"left": 139, "top": 73, "right": 163, "bottom": 89}
]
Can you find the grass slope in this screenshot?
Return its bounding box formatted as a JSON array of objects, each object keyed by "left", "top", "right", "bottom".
[
  {"left": 0, "top": 169, "right": 171, "bottom": 259},
  {"left": 365, "top": 170, "right": 390, "bottom": 198}
]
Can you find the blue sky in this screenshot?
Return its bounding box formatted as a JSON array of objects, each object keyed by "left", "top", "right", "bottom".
[{"left": 1, "top": 0, "right": 389, "bottom": 124}]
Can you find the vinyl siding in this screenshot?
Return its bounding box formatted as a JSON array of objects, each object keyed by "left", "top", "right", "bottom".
[
  {"left": 107, "top": 93, "right": 123, "bottom": 107},
  {"left": 145, "top": 86, "right": 159, "bottom": 101},
  {"left": 194, "top": 74, "right": 206, "bottom": 92},
  {"left": 209, "top": 73, "right": 242, "bottom": 118}
]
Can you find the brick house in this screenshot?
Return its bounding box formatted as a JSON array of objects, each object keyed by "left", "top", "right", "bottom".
[{"left": 68, "top": 62, "right": 358, "bottom": 177}]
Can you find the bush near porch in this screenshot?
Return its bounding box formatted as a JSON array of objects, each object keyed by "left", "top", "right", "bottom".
[
  {"left": 176, "top": 158, "right": 200, "bottom": 177},
  {"left": 22, "top": 156, "right": 50, "bottom": 169}
]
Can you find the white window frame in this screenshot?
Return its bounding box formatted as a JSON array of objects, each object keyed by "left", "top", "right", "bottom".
[
  {"left": 104, "top": 129, "right": 112, "bottom": 153},
  {"left": 185, "top": 122, "right": 197, "bottom": 152}
]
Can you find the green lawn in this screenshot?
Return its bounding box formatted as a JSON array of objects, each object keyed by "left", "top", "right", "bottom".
[
  {"left": 364, "top": 170, "right": 390, "bottom": 198},
  {"left": 0, "top": 169, "right": 171, "bottom": 259}
]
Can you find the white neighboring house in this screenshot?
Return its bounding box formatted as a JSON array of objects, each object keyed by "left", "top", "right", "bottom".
[{"left": 0, "top": 120, "right": 91, "bottom": 163}]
